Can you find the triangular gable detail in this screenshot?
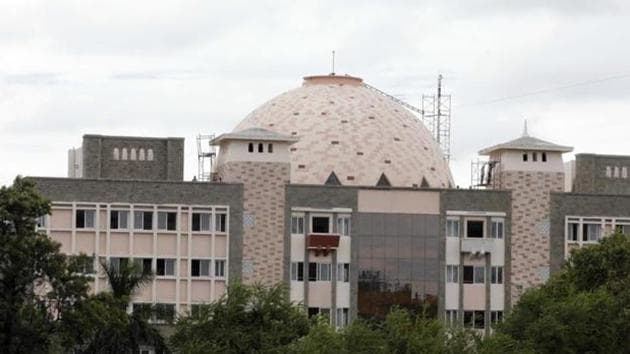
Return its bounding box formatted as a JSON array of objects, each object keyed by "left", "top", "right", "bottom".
[
  {"left": 420, "top": 177, "right": 430, "bottom": 188},
  {"left": 325, "top": 171, "right": 342, "bottom": 186},
  {"left": 376, "top": 173, "right": 391, "bottom": 187}
]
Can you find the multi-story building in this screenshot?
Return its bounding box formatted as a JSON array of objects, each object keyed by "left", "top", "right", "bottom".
[{"left": 28, "top": 73, "right": 630, "bottom": 334}]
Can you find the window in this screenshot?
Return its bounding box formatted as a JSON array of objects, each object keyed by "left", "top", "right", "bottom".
[
  {"left": 215, "top": 260, "right": 226, "bottom": 277},
  {"left": 491, "top": 266, "right": 503, "bottom": 284},
  {"left": 156, "top": 259, "right": 175, "bottom": 276},
  {"left": 308, "top": 262, "right": 318, "bottom": 281},
  {"left": 158, "top": 211, "right": 177, "bottom": 231},
  {"left": 623, "top": 167, "right": 628, "bottom": 179},
  {"left": 336, "top": 216, "right": 351, "bottom": 236},
  {"left": 130, "top": 148, "right": 137, "bottom": 160},
  {"left": 191, "top": 259, "right": 211, "bottom": 277},
  {"left": 113, "top": 148, "right": 120, "bottom": 160},
  {"left": 147, "top": 149, "right": 154, "bottom": 161},
  {"left": 139, "top": 346, "right": 155, "bottom": 354},
  {"left": 110, "top": 210, "right": 129, "bottom": 230},
  {"left": 268, "top": 143, "right": 273, "bottom": 153},
  {"left": 257, "top": 143, "right": 263, "bottom": 153},
  {"left": 291, "top": 262, "right": 304, "bottom": 281},
  {"left": 567, "top": 222, "right": 579, "bottom": 241},
  {"left": 583, "top": 223, "right": 601, "bottom": 242},
  {"left": 464, "top": 311, "right": 485, "bottom": 329},
  {"left": 134, "top": 258, "right": 153, "bottom": 275},
  {"left": 491, "top": 219, "right": 504, "bottom": 239},
  {"left": 132, "top": 303, "right": 153, "bottom": 321},
  {"left": 522, "top": 153, "right": 528, "bottom": 162},
  {"left": 532, "top": 152, "right": 537, "bottom": 162},
  {"left": 308, "top": 307, "right": 320, "bottom": 318},
  {"left": 154, "top": 303, "right": 175, "bottom": 322},
  {"left": 490, "top": 311, "right": 503, "bottom": 327},
  {"left": 614, "top": 166, "right": 620, "bottom": 178},
  {"left": 248, "top": 143, "right": 254, "bottom": 153},
  {"left": 445, "top": 310, "right": 458, "bottom": 326},
  {"left": 110, "top": 257, "right": 129, "bottom": 273},
  {"left": 616, "top": 224, "right": 630, "bottom": 235},
  {"left": 77, "top": 256, "right": 95, "bottom": 275},
  {"left": 463, "top": 266, "right": 485, "bottom": 284},
  {"left": 192, "top": 213, "right": 211, "bottom": 232},
  {"left": 134, "top": 211, "right": 153, "bottom": 230},
  {"left": 466, "top": 220, "right": 484, "bottom": 238},
  {"left": 122, "top": 148, "right": 128, "bottom": 160},
  {"left": 337, "top": 263, "right": 349, "bottom": 282},
  {"left": 291, "top": 216, "right": 304, "bottom": 234},
  {"left": 542, "top": 152, "right": 547, "bottom": 162},
  {"left": 474, "top": 266, "right": 485, "bottom": 284},
  {"left": 76, "top": 210, "right": 95, "bottom": 229},
  {"left": 215, "top": 211, "right": 227, "bottom": 232},
  {"left": 318, "top": 263, "right": 331, "bottom": 281},
  {"left": 135, "top": 303, "right": 175, "bottom": 323},
  {"left": 446, "top": 218, "right": 459, "bottom": 237},
  {"left": 606, "top": 166, "right": 612, "bottom": 177},
  {"left": 336, "top": 308, "right": 349, "bottom": 327},
  {"left": 36, "top": 215, "right": 48, "bottom": 229},
  {"left": 312, "top": 216, "right": 330, "bottom": 233},
  {"left": 446, "top": 265, "right": 459, "bottom": 283},
  {"left": 139, "top": 148, "right": 145, "bottom": 160}
]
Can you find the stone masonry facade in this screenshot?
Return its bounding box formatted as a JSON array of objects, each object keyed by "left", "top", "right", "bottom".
[
  {"left": 217, "top": 161, "right": 290, "bottom": 284},
  {"left": 500, "top": 171, "right": 564, "bottom": 304},
  {"left": 82, "top": 135, "right": 184, "bottom": 181}
]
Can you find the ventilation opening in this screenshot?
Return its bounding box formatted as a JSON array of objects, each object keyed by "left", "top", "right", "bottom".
[
  {"left": 420, "top": 177, "right": 430, "bottom": 188},
  {"left": 376, "top": 173, "right": 391, "bottom": 187},
  {"left": 325, "top": 172, "right": 342, "bottom": 186}
]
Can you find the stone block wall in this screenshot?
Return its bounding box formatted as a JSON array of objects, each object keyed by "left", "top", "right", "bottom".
[
  {"left": 573, "top": 154, "right": 630, "bottom": 195},
  {"left": 216, "top": 161, "right": 290, "bottom": 284},
  {"left": 82, "top": 135, "right": 184, "bottom": 181},
  {"left": 500, "top": 171, "right": 563, "bottom": 304}
]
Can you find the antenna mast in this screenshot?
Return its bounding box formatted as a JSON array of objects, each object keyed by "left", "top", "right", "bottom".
[{"left": 422, "top": 74, "right": 452, "bottom": 161}]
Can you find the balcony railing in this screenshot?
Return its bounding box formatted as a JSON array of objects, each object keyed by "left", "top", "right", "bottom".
[{"left": 307, "top": 233, "right": 340, "bottom": 256}]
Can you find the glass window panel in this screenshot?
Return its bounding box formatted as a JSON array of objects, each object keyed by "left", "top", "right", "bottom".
[
  {"left": 385, "top": 236, "right": 398, "bottom": 258},
  {"left": 398, "top": 237, "right": 411, "bottom": 258},
  {"left": 215, "top": 213, "right": 227, "bottom": 232},
  {"left": 214, "top": 260, "right": 225, "bottom": 277},
  {"left": 474, "top": 266, "right": 485, "bottom": 284}
]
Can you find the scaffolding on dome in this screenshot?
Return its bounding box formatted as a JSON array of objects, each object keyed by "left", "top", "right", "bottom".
[
  {"left": 362, "top": 75, "right": 452, "bottom": 161},
  {"left": 196, "top": 134, "right": 216, "bottom": 182}
]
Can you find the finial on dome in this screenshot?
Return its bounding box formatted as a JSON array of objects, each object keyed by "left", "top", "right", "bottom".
[
  {"left": 522, "top": 119, "right": 529, "bottom": 137},
  {"left": 330, "top": 50, "right": 336, "bottom": 76}
]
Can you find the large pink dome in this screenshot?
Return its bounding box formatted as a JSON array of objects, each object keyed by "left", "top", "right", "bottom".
[{"left": 234, "top": 74, "right": 453, "bottom": 188}]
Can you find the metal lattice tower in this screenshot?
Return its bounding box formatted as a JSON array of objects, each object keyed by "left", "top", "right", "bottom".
[
  {"left": 197, "top": 134, "right": 216, "bottom": 181},
  {"left": 422, "top": 75, "right": 452, "bottom": 161}
]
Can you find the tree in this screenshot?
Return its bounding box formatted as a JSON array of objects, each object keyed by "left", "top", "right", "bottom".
[
  {"left": 170, "top": 282, "right": 310, "bottom": 353},
  {"left": 74, "top": 260, "right": 166, "bottom": 353},
  {"left": 489, "top": 232, "right": 630, "bottom": 353},
  {"left": 0, "top": 177, "right": 91, "bottom": 353}
]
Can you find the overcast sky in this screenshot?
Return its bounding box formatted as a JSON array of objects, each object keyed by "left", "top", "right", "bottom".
[{"left": 2, "top": 0, "right": 630, "bottom": 187}]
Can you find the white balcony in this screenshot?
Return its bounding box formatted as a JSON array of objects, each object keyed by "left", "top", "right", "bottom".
[{"left": 461, "top": 238, "right": 496, "bottom": 254}]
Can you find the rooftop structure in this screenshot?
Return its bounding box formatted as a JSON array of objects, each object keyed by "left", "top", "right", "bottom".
[{"left": 235, "top": 74, "right": 453, "bottom": 188}]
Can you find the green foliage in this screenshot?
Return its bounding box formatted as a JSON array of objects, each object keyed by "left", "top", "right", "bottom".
[
  {"left": 100, "top": 259, "right": 152, "bottom": 304},
  {"left": 0, "top": 177, "right": 166, "bottom": 353},
  {"left": 0, "top": 177, "right": 91, "bottom": 353},
  {"left": 170, "top": 282, "right": 310, "bottom": 353},
  {"left": 493, "top": 232, "right": 630, "bottom": 353}
]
